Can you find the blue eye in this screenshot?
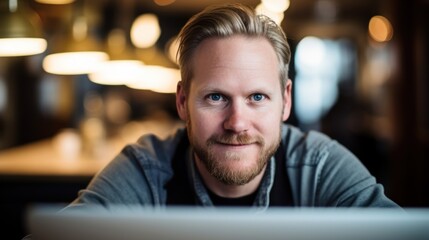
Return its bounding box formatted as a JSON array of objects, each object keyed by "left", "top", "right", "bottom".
[
  {"left": 208, "top": 93, "right": 223, "bottom": 101},
  {"left": 252, "top": 94, "right": 265, "bottom": 101}
]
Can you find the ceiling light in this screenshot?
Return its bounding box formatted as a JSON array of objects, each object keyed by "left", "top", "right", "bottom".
[
  {"left": 154, "top": 0, "right": 176, "bottom": 7},
  {"left": 34, "top": 0, "right": 75, "bottom": 4},
  {"left": 126, "top": 66, "right": 180, "bottom": 93},
  {"left": 43, "top": 52, "right": 109, "bottom": 75},
  {"left": 88, "top": 60, "right": 145, "bottom": 85},
  {"left": 42, "top": 12, "right": 108, "bottom": 75},
  {"left": 0, "top": 0, "right": 47, "bottom": 57},
  {"left": 88, "top": 28, "right": 146, "bottom": 85},
  {"left": 165, "top": 35, "right": 180, "bottom": 65},
  {"left": 130, "top": 14, "right": 161, "bottom": 48},
  {"left": 255, "top": 3, "right": 284, "bottom": 25},
  {"left": 369, "top": 15, "right": 393, "bottom": 43},
  {"left": 261, "top": 0, "right": 290, "bottom": 13}
]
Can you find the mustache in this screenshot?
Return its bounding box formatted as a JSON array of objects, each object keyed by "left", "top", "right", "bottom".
[{"left": 208, "top": 132, "right": 263, "bottom": 145}]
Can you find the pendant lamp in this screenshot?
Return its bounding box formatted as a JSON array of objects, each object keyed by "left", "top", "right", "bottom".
[
  {"left": 42, "top": 0, "right": 108, "bottom": 75},
  {"left": 88, "top": 29, "right": 145, "bottom": 85},
  {"left": 126, "top": 65, "right": 180, "bottom": 94},
  {"left": 0, "top": 0, "right": 47, "bottom": 57},
  {"left": 35, "top": 0, "right": 75, "bottom": 4},
  {"left": 88, "top": 0, "right": 144, "bottom": 86}
]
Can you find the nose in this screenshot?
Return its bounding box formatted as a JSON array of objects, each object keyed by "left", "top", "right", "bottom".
[{"left": 223, "top": 101, "right": 249, "bottom": 133}]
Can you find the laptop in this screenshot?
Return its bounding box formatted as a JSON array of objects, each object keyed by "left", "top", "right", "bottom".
[{"left": 26, "top": 205, "right": 429, "bottom": 240}]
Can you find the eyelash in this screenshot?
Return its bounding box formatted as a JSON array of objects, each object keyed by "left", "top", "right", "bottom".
[
  {"left": 206, "top": 93, "right": 267, "bottom": 103},
  {"left": 207, "top": 93, "right": 225, "bottom": 102},
  {"left": 251, "top": 93, "right": 265, "bottom": 102}
]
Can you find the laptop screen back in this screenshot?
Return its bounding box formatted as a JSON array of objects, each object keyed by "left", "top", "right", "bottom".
[{"left": 27, "top": 206, "right": 429, "bottom": 240}]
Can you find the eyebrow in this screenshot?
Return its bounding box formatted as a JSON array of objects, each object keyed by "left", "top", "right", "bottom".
[{"left": 197, "top": 85, "right": 274, "bottom": 97}]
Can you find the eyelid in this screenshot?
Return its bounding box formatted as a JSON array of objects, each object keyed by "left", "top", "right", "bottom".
[
  {"left": 206, "top": 93, "right": 227, "bottom": 102},
  {"left": 250, "top": 93, "right": 267, "bottom": 102}
]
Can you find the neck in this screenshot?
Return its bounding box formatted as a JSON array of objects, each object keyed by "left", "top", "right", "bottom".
[{"left": 194, "top": 155, "right": 266, "bottom": 198}]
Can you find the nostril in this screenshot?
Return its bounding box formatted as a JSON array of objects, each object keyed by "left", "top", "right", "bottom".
[{"left": 223, "top": 115, "right": 247, "bottom": 133}]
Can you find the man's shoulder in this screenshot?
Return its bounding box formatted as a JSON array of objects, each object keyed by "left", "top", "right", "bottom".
[
  {"left": 281, "top": 124, "right": 338, "bottom": 166},
  {"left": 122, "top": 127, "right": 188, "bottom": 167},
  {"left": 281, "top": 124, "right": 334, "bottom": 149}
]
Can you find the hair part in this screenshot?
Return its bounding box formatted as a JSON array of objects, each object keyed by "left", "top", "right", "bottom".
[{"left": 177, "top": 3, "right": 291, "bottom": 95}]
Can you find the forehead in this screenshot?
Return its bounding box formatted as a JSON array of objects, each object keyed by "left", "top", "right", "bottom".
[
  {"left": 193, "top": 35, "right": 278, "bottom": 68},
  {"left": 190, "top": 35, "right": 280, "bottom": 91}
]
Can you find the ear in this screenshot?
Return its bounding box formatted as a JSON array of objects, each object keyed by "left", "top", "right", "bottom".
[
  {"left": 282, "top": 79, "right": 292, "bottom": 121},
  {"left": 176, "top": 81, "right": 188, "bottom": 121}
]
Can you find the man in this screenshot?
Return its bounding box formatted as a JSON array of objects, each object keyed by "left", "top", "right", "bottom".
[{"left": 71, "top": 3, "right": 398, "bottom": 208}]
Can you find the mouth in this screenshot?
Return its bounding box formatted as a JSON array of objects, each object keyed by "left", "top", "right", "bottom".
[
  {"left": 209, "top": 133, "right": 262, "bottom": 149},
  {"left": 216, "top": 142, "right": 255, "bottom": 148},
  {"left": 219, "top": 142, "right": 249, "bottom": 146}
]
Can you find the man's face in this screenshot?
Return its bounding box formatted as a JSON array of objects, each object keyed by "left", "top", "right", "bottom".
[{"left": 177, "top": 35, "right": 292, "bottom": 186}]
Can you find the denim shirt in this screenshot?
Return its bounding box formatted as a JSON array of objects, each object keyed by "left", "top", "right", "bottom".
[{"left": 71, "top": 124, "right": 399, "bottom": 208}]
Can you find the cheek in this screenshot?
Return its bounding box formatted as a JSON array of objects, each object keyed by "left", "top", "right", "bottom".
[
  {"left": 257, "top": 109, "right": 283, "bottom": 137},
  {"left": 188, "top": 108, "right": 220, "bottom": 138}
]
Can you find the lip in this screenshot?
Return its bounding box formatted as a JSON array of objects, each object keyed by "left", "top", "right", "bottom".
[{"left": 216, "top": 142, "right": 254, "bottom": 149}]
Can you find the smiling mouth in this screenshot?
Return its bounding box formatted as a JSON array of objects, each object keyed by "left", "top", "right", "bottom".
[
  {"left": 209, "top": 132, "right": 262, "bottom": 148},
  {"left": 217, "top": 142, "right": 254, "bottom": 147}
]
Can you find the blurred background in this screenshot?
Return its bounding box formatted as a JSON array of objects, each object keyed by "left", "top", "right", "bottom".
[{"left": 0, "top": 0, "right": 428, "bottom": 238}]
